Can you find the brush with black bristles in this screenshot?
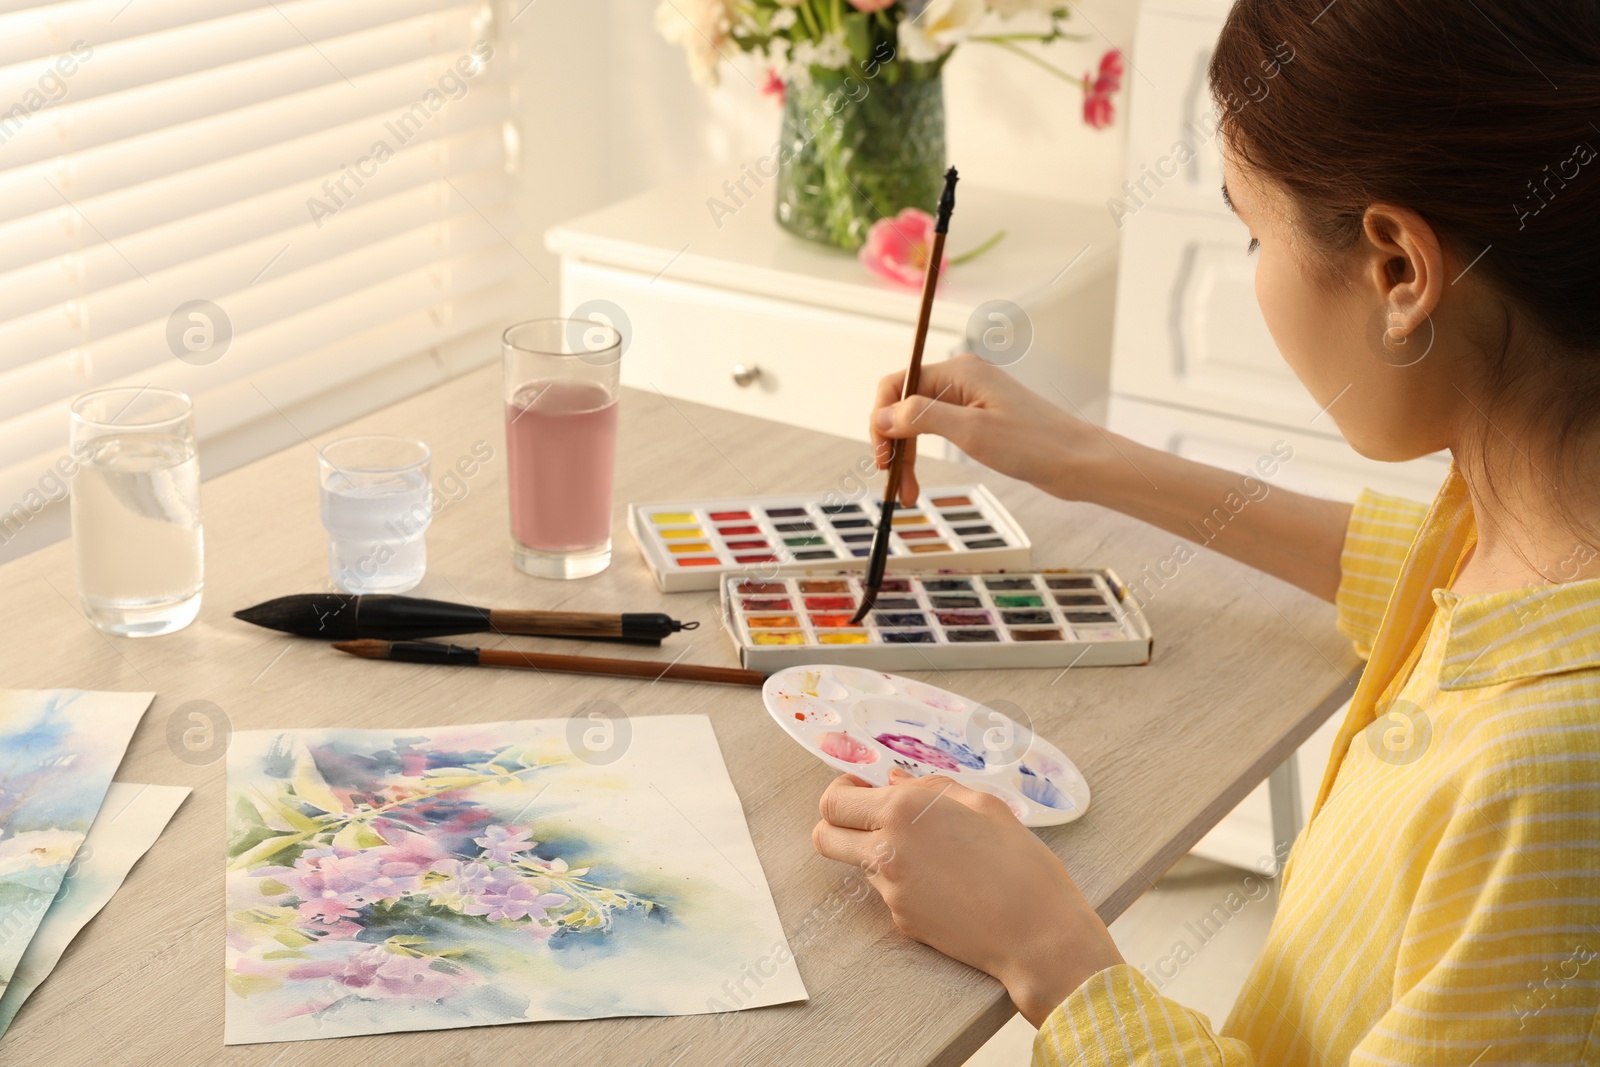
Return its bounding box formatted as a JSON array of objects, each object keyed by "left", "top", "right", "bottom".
[
  {"left": 234, "top": 593, "right": 697, "bottom": 646},
  {"left": 852, "top": 166, "right": 960, "bottom": 624}
]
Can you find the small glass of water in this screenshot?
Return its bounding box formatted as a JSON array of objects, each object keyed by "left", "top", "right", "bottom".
[
  {"left": 69, "top": 387, "right": 204, "bottom": 637},
  {"left": 318, "top": 435, "right": 432, "bottom": 594}
]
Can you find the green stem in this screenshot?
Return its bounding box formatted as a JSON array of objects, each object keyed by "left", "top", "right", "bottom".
[
  {"left": 949, "top": 228, "right": 1007, "bottom": 266},
  {"left": 831, "top": 0, "right": 843, "bottom": 34},
  {"left": 971, "top": 37, "right": 1084, "bottom": 85},
  {"left": 799, "top": 1, "right": 823, "bottom": 39}
]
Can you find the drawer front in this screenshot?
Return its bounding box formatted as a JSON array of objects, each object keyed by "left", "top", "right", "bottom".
[
  {"left": 560, "top": 259, "right": 958, "bottom": 443},
  {"left": 1124, "top": 6, "right": 1231, "bottom": 222},
  {"left": 1107, "top": 394, "right": 1450, "bottom": 504},
  {"left": 1112, "top": 208, "right": 1328, "bottom": 427}
]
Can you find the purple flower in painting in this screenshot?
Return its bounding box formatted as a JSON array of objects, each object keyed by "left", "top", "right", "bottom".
[
  {"left": 288, "top": 945, "right": 465, "bottom": 1001},
  {"left": 258, "top": 837, "right": 446, "bottom": 926},
  {"left": 438, "top": 859, "right": 491, "bottom": 893},
  {"left": 474, "top": 824, "right": 537, "bottom": 863},
  {"left": 460, "top": 867, "right": 569, "bottom": 924}
]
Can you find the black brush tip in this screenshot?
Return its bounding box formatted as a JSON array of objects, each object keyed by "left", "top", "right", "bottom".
[{"left": 235, "top": 594, "right": 361, "bottom": 638}]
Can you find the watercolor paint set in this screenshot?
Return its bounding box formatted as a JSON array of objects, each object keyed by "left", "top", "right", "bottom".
[
  {"left": 627, "top": 485, "right": 1031, "bottom": 592},
  {"left": 763, "top": 665, "right": 1090, "bottom": 826},
  {"left": 720, "top": 569, "right": 1151, "bottom": 672}
]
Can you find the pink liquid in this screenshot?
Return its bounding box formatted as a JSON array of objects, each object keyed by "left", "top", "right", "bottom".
[{"left": 506, "top": 379, "right": 617, "bottom": 552}]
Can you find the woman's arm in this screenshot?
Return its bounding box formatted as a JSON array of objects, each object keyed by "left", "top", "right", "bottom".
[
  {"left": 813, "top": 770, "right": 1259, "bottom": 1065},
  {"left": 870, "top": 354, "right": 1352, "bottom": 603}
]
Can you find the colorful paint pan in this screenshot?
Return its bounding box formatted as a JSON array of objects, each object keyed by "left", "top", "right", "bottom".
[
  {"left": 627, "top": 484, "right": 1031, "bottom": 592},
  {"left": 762, "top": 665, "right": 1090, "bottom": 826},
  {"left": 721, "top": 569, "right": 1151, "bottom": 671}
]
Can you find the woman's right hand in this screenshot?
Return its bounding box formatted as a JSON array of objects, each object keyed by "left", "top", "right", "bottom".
[{"left": 870, "top": 352, "right": 1121, "bottom": 506}]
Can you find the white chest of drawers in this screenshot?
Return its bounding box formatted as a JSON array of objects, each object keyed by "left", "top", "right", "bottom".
[{"left": 544, "top": 172, "right": 1120, "bottom": 449}]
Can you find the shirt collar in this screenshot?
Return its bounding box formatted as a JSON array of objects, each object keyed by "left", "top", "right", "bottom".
[{"left": 1434, "top": 580, "right": 1600, "bottom": 689}]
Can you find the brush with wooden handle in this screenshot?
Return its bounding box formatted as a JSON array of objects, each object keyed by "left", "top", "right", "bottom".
[
  {"left": 852, "top": 166, "right": 961, "bottom": 624},
  {"left": 235, "top": 593, "right": 697, "bottom": 645},
  {"left": 333, "top": 639, "right": 764, "bottom": 687}
]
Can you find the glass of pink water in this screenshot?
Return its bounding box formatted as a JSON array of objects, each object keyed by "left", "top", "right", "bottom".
[{"left": 503, "top": 318, "right": 622, "bottom": 579}]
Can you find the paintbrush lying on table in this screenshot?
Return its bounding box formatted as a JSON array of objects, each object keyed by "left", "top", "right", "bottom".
[
  {"left": 235, "top": 593, "right": 697, "bottom": 646},
  {"left": 333, "top": 639, "right": 764, "bottom": 687}
]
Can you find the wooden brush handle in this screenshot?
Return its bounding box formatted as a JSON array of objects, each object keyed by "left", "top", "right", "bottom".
[
  {"left": 477, "top": 646, "right": 765, "bottom": 687},
  {"left": 489, "top": 609, "right": 623, "bottom": 638},
  {"left": 884, "top": 227, "right": 950, "bottom": 505}
]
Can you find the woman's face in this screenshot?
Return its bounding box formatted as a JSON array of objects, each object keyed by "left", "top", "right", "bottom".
[{"left": 1220, "top": 149, "right": 1460, "bottom": 462}]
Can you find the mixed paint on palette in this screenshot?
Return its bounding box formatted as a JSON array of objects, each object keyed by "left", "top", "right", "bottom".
[
  {"left": 224, "top": 715, "right": 805, "bottom": 1044},
  {"left": 628, "top": 485, "right": 1030, "bottom": 591},
  {"left": 762, "top": 665, "right": 1091, "bottom": 827},
  {"left": 0, "top": 690, "right": 151, "bottom": 1000},
  {"left": 722, "top": 571, "right": 1153, "bottom": 671}
]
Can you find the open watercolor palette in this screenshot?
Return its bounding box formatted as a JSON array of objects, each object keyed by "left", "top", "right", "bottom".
[
  {"left": 721, "top": 569, "right": 1152, "bottom": 672},
  {"left": 627, "top": 485, "right": 1031, "bottom": 592},
  {"left": 763, "top": 665, "right": 1090, "bottom": 826}
]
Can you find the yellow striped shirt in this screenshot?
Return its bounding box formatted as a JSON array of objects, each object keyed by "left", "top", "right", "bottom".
[{"left": 1035, "top": 466, "right": 1600, "bottom": 1065}]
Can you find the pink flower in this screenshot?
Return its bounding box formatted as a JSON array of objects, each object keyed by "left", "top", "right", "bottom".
[
  {"left": 1083, "top": 93, "right": 1115, "bottom": 129},
  {"left": 297, "top": 896, "right": 361, "bottom": 926},
  {"left": 859, "top": 208, "right": 950, "bottom": 289},
  {"left": 287, "top": 945, "right": 465, "bottom": 1002},
  {"left": 1081, "top": 49, "right": 1123, "bottom": 130},
  {"left": 1094, "top": 48, "right": 1125, "bottom": 95},
  {"left": 848, "top": 0, "right": 896, "bottom": 10},
  {"left": 474, "top": 824, "right": 537, "bottom": 863},
  {"left": 257, "top": 838, "right": 442, "bottom": 925},
  {"left": 762, "top": 68, "right": 785, "bottom": 103}
]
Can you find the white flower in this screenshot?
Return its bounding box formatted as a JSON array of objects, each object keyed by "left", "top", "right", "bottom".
[
  {"left": 988, "top": 0, "right": 1061, "bottom": 16},
  {"left": 898, "top": 0, "right": 988, "bottom": 63},
  {"left": 792, "top": 30, "right": 851, "bottom": 71},
  {"left": 770, "top": 8, "right": 797, "bottom": 30},
  {"left": 655, "top": 0, "right": 734, "bottom": 88}
]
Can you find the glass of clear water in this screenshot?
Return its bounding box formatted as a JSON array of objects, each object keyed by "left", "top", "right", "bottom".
[
  {"left": 69, "top": 387, "right": 204, "bottom": 637},
  {"left": 318, "top": 435, "right": 432, "bottom": 594}
]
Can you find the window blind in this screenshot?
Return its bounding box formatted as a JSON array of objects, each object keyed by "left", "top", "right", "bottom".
[{"left": 0, "top": 0, "right": 526, "bottom": 557}]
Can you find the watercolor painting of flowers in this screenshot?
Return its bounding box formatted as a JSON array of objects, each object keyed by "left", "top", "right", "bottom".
[
  {"left": 224, "top": 715, "right": 805, "bottom": 1044},
  {"left": 0, "top": 782, "right": 189, "bottom": 1037},
  {"left": 0, "top": 690, "right": 151, "bottom": 1001}
]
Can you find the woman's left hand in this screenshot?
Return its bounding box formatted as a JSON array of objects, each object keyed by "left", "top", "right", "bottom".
[{"left": 812, "top": 767, "right": 1123, "bottom": 1026}]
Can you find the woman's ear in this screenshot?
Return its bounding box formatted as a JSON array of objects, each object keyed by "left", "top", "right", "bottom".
[{"left": 1360, "top": 203, "right": 1446, "bottom": 348}]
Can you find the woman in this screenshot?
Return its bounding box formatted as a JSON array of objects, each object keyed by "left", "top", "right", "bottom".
[{"left": 812, "top": 0, "right": 1600, "bottom": 1062}]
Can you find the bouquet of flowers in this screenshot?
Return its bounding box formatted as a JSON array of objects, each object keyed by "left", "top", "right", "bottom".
[
  {"left": 656, "top": 1, "right": 1124, "bottom": 250},
  {"left": 656, "top": 1, "right": 1118, "bottom": 119}
]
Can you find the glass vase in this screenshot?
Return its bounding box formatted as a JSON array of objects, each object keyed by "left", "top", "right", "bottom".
[{"left": 774, "top": 67, "right": 947, "bottom": 252}]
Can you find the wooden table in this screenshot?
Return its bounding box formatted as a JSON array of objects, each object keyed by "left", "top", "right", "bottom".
[{"left": 0, "top": 365, "right": 1360, "bottom": 1066}]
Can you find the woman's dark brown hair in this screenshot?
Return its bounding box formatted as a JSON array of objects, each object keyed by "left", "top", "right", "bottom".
[{"left": 1209, "top": 0, "right": 1600, "bottom": 540}]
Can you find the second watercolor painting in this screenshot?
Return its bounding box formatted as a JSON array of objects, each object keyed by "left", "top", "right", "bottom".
[{"left": 224, "top": 715, "right": 805, "bottom": 1044}]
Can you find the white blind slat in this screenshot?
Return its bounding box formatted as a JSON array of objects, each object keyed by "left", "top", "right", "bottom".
[
  {"left": 0, "top": 0, "right": 523, "bottom": 515},
  {"left": 0, "top": 117, "right": 511, "bottom": 330},
  {"left": 0, "top": 15, "right": 491, "bottom": 177}
]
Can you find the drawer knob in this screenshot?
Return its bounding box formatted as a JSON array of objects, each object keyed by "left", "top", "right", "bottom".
[{"left": 731, "top": 363, "right": 761, "bottom": 387}]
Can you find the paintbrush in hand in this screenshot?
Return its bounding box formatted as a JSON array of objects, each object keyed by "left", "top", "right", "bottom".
[
  {"left": 236, "top": 593, "right": 697, "bottom": 645},
  {"left": 852, "top": 166, "right": 961, "bottom": 624},
  {"left": 333, "top": 639, "right": 764, "bottom": 687}
]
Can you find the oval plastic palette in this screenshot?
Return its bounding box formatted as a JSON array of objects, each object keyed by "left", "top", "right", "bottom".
[{"left": 762, "top": 664, "right": 1090, "bottom": 827}]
